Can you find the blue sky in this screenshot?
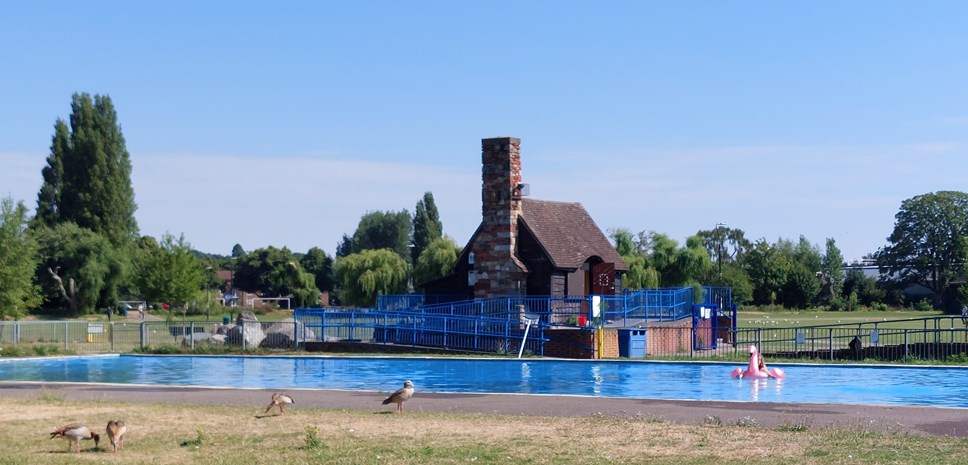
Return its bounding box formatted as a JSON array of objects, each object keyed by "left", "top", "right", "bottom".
[{"left": 3, "top": 1, "right": 968, "bottom": 263}]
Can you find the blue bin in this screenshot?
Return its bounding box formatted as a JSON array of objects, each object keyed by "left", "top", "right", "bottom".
[{"left": 617, "top": 328, "right": 647, "bottom": 358}]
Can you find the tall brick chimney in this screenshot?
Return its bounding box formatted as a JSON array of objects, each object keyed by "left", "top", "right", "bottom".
[{"left": 472, "top": 137, "right": 527, "bottom": 298}]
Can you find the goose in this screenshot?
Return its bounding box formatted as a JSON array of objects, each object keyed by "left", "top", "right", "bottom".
[
  {"left": 264, "top": 392, "right": 295, "bottom": 416},
  {"left": 106, "top": 420, "right": 127, "bottom": 452},
  {"left": 50, "top": 423, "right": 99, "bottom": 453},
  {"left": 382, "top": 380, "right": 415, "bottom": 413}
]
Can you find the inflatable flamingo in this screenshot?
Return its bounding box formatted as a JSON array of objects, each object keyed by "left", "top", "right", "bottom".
[{"left": 730, "top": 345, "right": 785, "bottom": 379}]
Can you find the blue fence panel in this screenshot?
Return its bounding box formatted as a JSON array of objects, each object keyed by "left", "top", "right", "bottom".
[{"left": 294, "top": 308, "right": 547, "bottom": 356}]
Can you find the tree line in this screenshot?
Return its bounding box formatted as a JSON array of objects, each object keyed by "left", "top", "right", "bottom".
[{"left": 2, "top": 93, "right": 967, "bottom": 319}]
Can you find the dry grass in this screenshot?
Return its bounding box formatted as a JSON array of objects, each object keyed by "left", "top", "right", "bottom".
[{"left": 2, "top": 396, "right": 967, "bottom": 465}]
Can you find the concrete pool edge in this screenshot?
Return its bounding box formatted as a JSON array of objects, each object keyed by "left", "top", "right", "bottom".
[{"left": 1, "top": 381, "right": 965, "bottom": 438}]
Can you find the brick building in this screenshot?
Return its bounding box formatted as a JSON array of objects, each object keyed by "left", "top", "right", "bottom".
[{"left": 423, "top": 137, "right": 627, "bottom": 299}]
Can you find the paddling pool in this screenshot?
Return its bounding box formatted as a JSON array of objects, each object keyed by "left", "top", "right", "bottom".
[{"left": 1, "top": 355, "right": 966, "bottom": 408}]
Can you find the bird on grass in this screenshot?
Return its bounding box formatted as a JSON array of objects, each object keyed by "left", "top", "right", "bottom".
[
  {"left": 382, "top": 380, "right": 415, "bottom": 413},
  {"left": 264, "top": 392, "right": 295, "bottom": 416},
  {"left": 50, "top": 423, "right": 100, "bottom": 453},
  {"left": 106, "top": 420, "right": 127, "bottom": 452}
]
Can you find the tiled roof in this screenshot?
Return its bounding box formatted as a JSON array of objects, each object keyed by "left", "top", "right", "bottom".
[{"left": 519, "top": 199, "right": 628, "bottom": 271}]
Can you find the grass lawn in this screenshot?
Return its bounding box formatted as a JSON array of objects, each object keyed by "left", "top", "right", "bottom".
[
  {"left": 737, "top": 309, "right": 951, "bottom": 329},
  {"left": 4, "top": 396, "right": 967, "bottom": 465}
]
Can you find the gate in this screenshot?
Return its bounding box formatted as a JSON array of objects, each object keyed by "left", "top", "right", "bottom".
[{"left": 692, "top": 304, "right": 719, "bottom": 350}]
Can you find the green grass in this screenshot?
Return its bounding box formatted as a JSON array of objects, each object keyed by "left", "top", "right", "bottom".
[
  {"left": 4, "top": 397, "right": 968, "bottom": 465},
  {"left": 737, "top": 308, "right": 949, "bottom": 329}
]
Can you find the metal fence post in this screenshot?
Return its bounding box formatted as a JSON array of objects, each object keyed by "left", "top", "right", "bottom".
[
  {"left": 828, "top": 329, "right": 834, "bottom": 361},
  {"left": 904, "top": 330, "right": 909, "bottom": 359},
  {"left": 140, "top": 322, "right": 146, "bottom": 350},
  {"left": 64, "top": 322, "right": 69, "bottom": 351},
  {"left": 190, "top": 321, "right": 195, "bottom": 350},
  {"left": 13, "top": 321, "right": 19, "bottom": 346},
  {"left": 242, "top": 320, "right": 247, "bottom": 350},
  {"left": 110, "top": 322, "right": 115, "bottom": 352}
]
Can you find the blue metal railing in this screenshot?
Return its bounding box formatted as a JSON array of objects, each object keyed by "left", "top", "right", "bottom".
[
  {"left": 293, "top": 308, "right": 547, "bottom": 355},
  {"left": 376, "top": 286, "right": 732, "bottom": 327}
]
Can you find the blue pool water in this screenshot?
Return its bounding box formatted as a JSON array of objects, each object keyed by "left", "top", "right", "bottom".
[{"left": 1, "top": 355, "right": 967, "bottom": 408}]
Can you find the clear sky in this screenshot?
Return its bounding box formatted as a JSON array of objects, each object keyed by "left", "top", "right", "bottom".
[{"left": 3, "top": 1, "right": 968, "bottom": 263}]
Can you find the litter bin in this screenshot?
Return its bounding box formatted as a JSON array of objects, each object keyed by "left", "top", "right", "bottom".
[
  {"left": 617, "top": 328, "right": 647, "bottom": 358},
  {"left": 222, "top": 316, "right": 231, "bottom": 325}
]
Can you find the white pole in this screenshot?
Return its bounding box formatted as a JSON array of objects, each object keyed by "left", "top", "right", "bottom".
[{"left": 517, "top": 318, "right": 533, "bottom": 359}]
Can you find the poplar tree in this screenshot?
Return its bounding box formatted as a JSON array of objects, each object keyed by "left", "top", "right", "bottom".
[
  {"left": 411, "top": 192, "right": 442, "bottom": 263},
  {"left": 33, "top": 92, "right": 138, "bottom": 314},
  {"left": 35, "top": 92, "right": 138, "bottom": 247}
]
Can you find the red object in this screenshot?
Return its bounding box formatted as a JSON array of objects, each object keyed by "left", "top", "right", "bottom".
[
  {"left": 577, "top": 315, "right": 587, "bottom": 326},
  {"left": 162, "top": 303, "right": 170, "bottom": 310}
]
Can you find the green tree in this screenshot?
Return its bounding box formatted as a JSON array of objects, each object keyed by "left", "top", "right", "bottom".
[
  {"left": 413, "top": 237, "right": 461, "bottom": 286},
  {"left": 412, "top": 192, "right": 442, "bottom": 263},
  {"left": 697, "top": 226, "right": 752, "bottom": 284},
  {"left": 335, "top": 249, "right": 409, "bottom": 307},
  {"left": 231, "top": 243, "right": 246, "bottom": 258},
  {"left": 337, "top": 210, "right": 412, "bottom": 260},
  {"left": 744, "top": 239, "right": 791, "bottom": 306},
  {"left": 647, "top": 233, "right": 711, "bottom": 287},
  {"left": 0, "top": 197, "right": 42, "bottom": 319},
  {"left": 133, "top": 233, "right": 204, "bottom": 311},
  {"left": 842, "top": 267, "right": 885, "bottom": 308},
  {"left": 35, "top": 93, "right": 138, "bottom": 247},
  {"left": 877, "top": 191, "right": 968, "bottom": 311},
  {"left": 820, "top": 238, "right": 846, "bottom": 304},
  {"left": 610, "top": 228, "right": 659, "bottom": 290},
  {"left": 300, "top": 247, "right": 335, "bottom": 292},
  {"left": 233, "top": 246, "right": 320, "bottom": 306},
  {"left": 34, "top": 223, "right": 122, "bottom": 316}
]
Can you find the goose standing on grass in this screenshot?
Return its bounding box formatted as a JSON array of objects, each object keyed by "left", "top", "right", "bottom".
[
  {"left": 49, "top": 423, "right": 99, "bottom": 453},
  {"left": 382, "top": 380, "right": 415, "bottom": 413},
  {"left": 106, "top": 420, "right": 127, "bottom": 452},
  {"left": 264, "top": 392, "right": 295, "bottom": 416}
]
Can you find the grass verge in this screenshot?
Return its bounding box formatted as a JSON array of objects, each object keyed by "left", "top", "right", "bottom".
[{"left": 2, "top": 396, "right": 966, "bottom": 464}]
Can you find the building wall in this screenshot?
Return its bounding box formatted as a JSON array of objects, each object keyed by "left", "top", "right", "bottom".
[
  {"left": 543, "top": 328, "right": 619, "bottom": 359},
  {"left": 642, "top": 320, "right": 694, "bottom": 355}
]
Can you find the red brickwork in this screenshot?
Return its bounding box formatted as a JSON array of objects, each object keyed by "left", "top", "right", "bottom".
[
  {"left": 471, "top": 137, "right": 528, "bottom": 298},
  {"left": 543, "top": 328, "right": 619, "bottom": 359},
  {"left": 643, "top": 320, "right": 693, "bottom": 356}
]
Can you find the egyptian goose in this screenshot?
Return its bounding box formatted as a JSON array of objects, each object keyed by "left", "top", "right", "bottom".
[
  {"left": 264, "top": 392, "right": 295, "bottom": 416},
  {"left": 382, "top": 380, "right": 415, "bottom": 413},
  {"left": 49, "top": 423, "right": 99, "bottom": 453},
  {"left": 106, "top": 420, "right": 127, "bottom": 452}
]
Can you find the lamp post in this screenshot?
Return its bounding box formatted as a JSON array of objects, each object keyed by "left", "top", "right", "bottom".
[{"left": 715, "top": 222, "right": 727, "bottom": 280}]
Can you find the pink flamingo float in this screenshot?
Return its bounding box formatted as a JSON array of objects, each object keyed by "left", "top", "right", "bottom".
[{"left": 731, "top": 345, "right": 786, "bottom": 379}]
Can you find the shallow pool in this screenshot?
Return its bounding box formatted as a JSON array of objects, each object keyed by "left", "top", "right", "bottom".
[{"left": 1, "top": 355, "right": 966, "bottom": 408}]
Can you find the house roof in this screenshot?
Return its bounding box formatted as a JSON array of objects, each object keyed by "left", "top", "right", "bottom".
[{"left": 519, "top": 198, "right": 628, "bottom": 271}]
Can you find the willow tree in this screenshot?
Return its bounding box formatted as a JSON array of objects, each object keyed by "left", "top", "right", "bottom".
[
  {"left": 335, "top": 249, "right": 408, "bottom": 307},
  {"left": 413, "top": 236, "right": 460, "bottom": 286}
]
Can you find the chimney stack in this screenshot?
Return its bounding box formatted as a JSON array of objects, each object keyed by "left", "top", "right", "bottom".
[{"left": 472, "top": 137, "right": 526, "bottom": 298}]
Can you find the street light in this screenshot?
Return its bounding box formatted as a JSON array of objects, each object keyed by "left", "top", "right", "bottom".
[{"left": 715, "top": 222, "right": 727, "bottom": 279}]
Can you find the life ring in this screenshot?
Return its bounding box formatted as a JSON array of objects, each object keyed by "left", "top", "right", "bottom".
[{"left": 731, "top": 345, "right": 785, "bottom": 379}]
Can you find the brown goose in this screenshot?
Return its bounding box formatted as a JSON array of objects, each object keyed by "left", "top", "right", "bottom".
[
  {"left": 264, "top": 392, "right": 295, "bottom": 416},
  {"left": 50, "top": 423, "right": 100, "bottom": 453},
  {"left": 382, "top": 380, "right": 415, "bottom": 413},
  {"left": 106, "top": 420, "right": 127, "bottom": 452}
]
